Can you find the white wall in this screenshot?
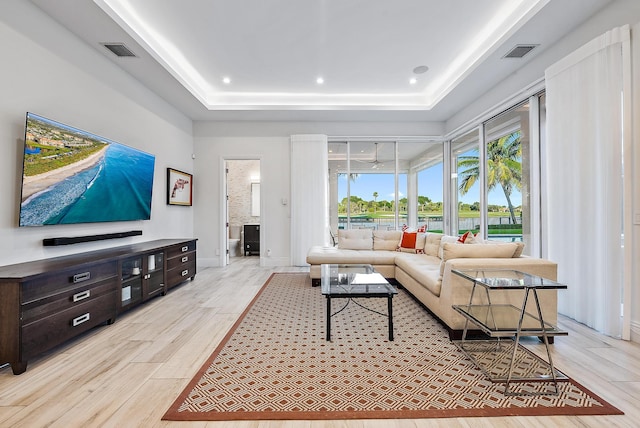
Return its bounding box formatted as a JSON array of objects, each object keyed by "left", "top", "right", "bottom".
[
  {"left": 0, "top": 1, "right": 194, "bottom": 266},
  {"left": 193, "top": 132, "right": 290, "bottom": 267}
]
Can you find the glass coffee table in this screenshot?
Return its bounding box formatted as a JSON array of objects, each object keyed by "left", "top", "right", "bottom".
[{"left": 320, "top": 264, "right": 397, "bottom": 341}]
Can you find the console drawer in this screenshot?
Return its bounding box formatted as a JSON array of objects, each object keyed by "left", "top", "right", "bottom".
[
  {"left": 22, "top": 261, "right": 118, "bottom": 304},
  {"left": 166, "top": 241, "right": 196, "bottom": 259},
  {"left": 22, "top": 277, "right": 117, "bottom": 323},
  {"left": 167, "top": 251, "right": 194, "bottom": 270},
  {"left": 167, "top": 261, "right": 196, "bottom": 287},
  {"left": 21, "top": 290, "right": 117, "bottom": 358}
]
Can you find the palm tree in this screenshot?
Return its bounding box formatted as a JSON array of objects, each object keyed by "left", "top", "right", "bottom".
[
  {"left": 372, "top": 191, "right": 378, "bottom": 213},
  {"left": 457, "top": 131, "right": 522, "bottom": 224}
]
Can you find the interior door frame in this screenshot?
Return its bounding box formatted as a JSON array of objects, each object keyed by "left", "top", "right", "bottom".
[{"left": 219, "top": 156, "right": 262, "bottom": 267}]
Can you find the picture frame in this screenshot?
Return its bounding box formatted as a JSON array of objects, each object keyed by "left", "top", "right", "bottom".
[{"left": 167, "top": 168, "right": 193, "bottom": 206}]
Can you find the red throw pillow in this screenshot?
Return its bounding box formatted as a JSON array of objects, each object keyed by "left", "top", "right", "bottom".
[
  {"left": 400, "top": 232, "right": 417, "bottom": 248},
  {"left": 458, "top": 231, "right": 473, "bottom": 243},
  {"left": 417, "top": 225, "right": 426, "bottom": 232}
]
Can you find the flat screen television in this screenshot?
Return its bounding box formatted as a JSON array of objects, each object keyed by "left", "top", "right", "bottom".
[{"left": 19, "top": 112, "right": 155, "bottom": 226}]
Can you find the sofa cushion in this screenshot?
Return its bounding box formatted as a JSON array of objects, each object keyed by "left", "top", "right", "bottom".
[
  {"left": 373, "top": 230, "right": 403, "bottom": 251},
  {"left": 394, "top": 253, "right": 442, "bottom": 296},
  {"left": 338, "top": 229, "right": 373, "bottom": 250},
  {"left": 306, "top": 246, "right": 397, "bottom": 265},
  {"left": 424, "top": 232, "right": 443, "bottom": 257},
  {"left": 440, "top": 242, "right": 519, "bottom": 276},
  {"left": 513, "top": 242, "right": 525, "bottom": 257},
  {"left": 468, "top": 237, "right": 526, "bottom": 258},
  {"left": 438, "top": 235, "right": 459, "bottom": 259},
  {"left": 442, "top": 242, "right": 518, "bottom": 260}
]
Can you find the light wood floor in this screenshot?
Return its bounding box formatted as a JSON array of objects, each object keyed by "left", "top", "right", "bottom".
[{"left": 0, "top": 257, "right": 638, "bottom": 427}]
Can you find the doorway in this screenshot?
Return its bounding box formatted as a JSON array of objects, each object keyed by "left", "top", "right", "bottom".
[{"left": 224, "top": 159, "right": 261, "bottom": 265}]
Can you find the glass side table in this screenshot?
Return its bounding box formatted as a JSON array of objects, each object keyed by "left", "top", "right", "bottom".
[{"left": 452, "top": 268, "right": 568, "bottom": 396}]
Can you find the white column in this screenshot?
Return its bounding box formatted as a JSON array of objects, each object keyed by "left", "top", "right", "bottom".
[{"left": 290, "top": 134, "right": 329, "bottom": 266}]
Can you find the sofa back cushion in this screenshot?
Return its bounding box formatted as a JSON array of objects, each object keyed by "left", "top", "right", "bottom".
[
  {"left": 338, "top": 229, "right": 373, "bottom": 250},
  {"left": 438, "top": 235, "right": 459, "bottom": 259},
  {"left": 373, "top": 230, "right": 402, "bottom": 251},
  {"left": 439, "top": 242, "right": 519, "bottom": 276},
  {"left": 442, "top": 242, "right": 518, "bottom": 262},
  {"left": 442, "top": 242, "right": 518, "bottom": 260},
  {"left": 468, "top": 237, "right": 525, "bottom": 258},
  {"left": 424, "top": 233, "right": 444, "bottom": 257}
]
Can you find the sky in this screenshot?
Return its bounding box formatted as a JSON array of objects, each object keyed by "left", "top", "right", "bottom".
[{"left": 338, "top": 163, "right": 522, "bottom": 207}]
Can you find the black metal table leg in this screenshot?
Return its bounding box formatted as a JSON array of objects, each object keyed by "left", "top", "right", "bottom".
[
  {"left": 388, "top": 295, "right": 394, "bottom": 341},
  {"left": 326, "top": 296, "right": 331, "bottom": 341}
]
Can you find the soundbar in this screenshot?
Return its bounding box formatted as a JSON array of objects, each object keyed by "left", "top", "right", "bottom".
[{"left": 43, "top": 230, "right": 142, "bottom": 246}]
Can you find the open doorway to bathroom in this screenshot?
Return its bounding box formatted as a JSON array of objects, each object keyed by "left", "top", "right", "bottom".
[{"left": 225, "top": 159, "right": 261, "bottom": 265}]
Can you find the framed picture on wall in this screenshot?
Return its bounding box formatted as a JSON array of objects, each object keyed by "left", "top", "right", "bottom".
[{"left": 167, "top": 168, "right": 193, "bottom": 206}]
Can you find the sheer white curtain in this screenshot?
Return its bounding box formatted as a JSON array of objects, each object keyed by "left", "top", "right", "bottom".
[
  {"left": 290, "top": 134, "right": 329, "bottom": 266},
  {"left": 544, "top": 25, "right": 631, "bottom": 338}
]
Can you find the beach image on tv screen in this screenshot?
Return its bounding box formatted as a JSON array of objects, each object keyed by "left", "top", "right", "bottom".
[{"left": 19, "top": 113, "right": 155, "bottom": 226}]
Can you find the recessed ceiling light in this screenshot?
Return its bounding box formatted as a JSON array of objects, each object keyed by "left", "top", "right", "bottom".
[
  {"left": 222, "top": 77, "right": 231, "bottom": 84},
  {"left": 316, "top": 77, "right": 324, "bottom": 84},
  {"left": 409, "top": 77, "right": 417, "bottom": 85},
  {"left": 413, "top": 65, "right": 429, "bottom": 74}
]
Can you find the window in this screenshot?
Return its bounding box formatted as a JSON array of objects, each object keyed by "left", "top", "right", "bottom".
[
  {"left": 330, "top": 142, "right": 399, "bottom": 231},
  {"left": 408, "top": 142, "right": 444, "bottom": 232},
  {"left": 452, "top": 129, "right": 481, "bottom": 235},
  {"left": 483, "top": 101, "right": 529, "bottom": 248},
  {"left": 328, "top": 141, "right": 443, "bottom": 233}
]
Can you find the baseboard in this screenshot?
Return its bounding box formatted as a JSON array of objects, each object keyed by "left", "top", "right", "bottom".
[
  {"left": 260, "top": 257, "right": 290, "bottom": 267},
  {"left": 198, "top": 258, "right": 220, "bottom": 268},
  {"left": 630, "top": 320, "right": 640, "bottom": 343}
]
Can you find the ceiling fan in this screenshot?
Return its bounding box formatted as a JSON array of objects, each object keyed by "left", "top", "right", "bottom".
[{"left": 354, "top": 143, "right": 384, "bottom": 169}]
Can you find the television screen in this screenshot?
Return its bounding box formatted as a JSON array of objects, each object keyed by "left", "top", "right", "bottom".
[{"left": 19, "top": 112, "right": 155, "bottom": 226}]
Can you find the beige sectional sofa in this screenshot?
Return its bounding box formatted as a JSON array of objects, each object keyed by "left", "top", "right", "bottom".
[{"left": 306, "top": 229, "right": 558, "bottom": 340}]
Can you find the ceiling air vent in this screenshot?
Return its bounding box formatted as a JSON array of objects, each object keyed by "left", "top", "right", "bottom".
[
  {"left": 503, "top": 44, "right": 538, "bottom": 59},
  {"left": 101, "top": 43, "right": 137, "bottom": 58}
]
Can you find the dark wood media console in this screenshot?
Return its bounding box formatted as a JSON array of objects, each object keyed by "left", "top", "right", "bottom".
[{"left": 0, "top": 238, "right": 196, "bottom": 375}]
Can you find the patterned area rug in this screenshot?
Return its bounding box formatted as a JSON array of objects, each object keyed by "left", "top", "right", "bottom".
[{"left": 163, "top": 273, "right": 623, "bottom": 421}]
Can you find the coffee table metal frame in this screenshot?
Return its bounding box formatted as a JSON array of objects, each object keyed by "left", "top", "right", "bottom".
[
  {"left": 320, "top": 264, "right": 397, "bottom": 342},
  {"left": 451, "top": 268, "right": 568, "bottom": 396}
]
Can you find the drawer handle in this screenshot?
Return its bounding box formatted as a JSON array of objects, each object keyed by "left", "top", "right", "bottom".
[
  {"left": 73, "top": 272, "right": 91, "bottom": 283},
  {"left": 72, "top": 313, "right": 90, "bottom": 327},
  {"left": 181, "top": 256, "right": 189, "bottom": 263},
  {"left": 181, "top": 269, "right": 189, "bottom": 277},
  {"left": 181, "top": 246, "right": 189, "bottom": 252},
  {"left": 72, "top": 290, "right": 91, "bottom": 302}
]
